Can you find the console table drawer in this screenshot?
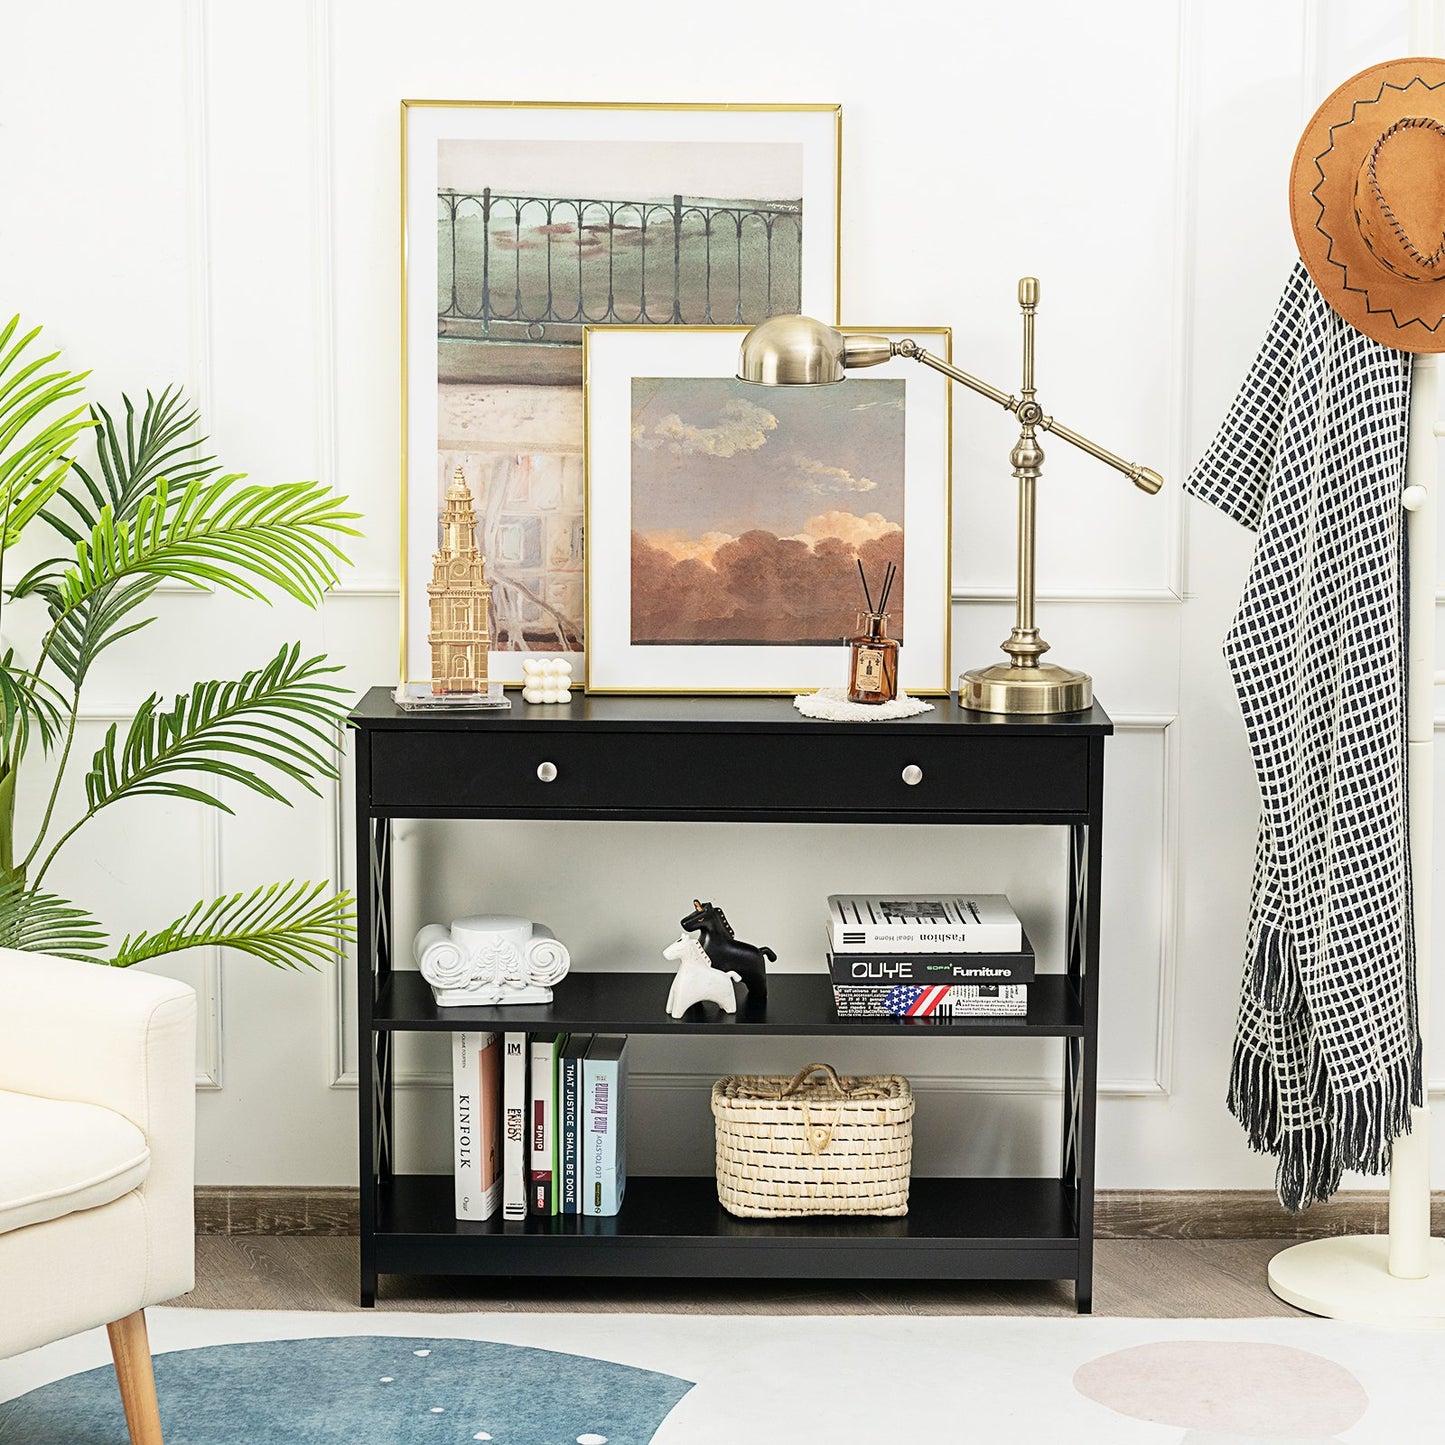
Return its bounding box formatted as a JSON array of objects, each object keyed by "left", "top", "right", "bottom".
[{"left": 368, "top": 730, "right": 1088, "bottom": 816}]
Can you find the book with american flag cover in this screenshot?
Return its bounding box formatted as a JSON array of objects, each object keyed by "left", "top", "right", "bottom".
[
  {"left": 832, "top": 983, "right": 1028, "bottom": 1018},
  {"left": 827, "top": 895, "right": 1021, "bottom": 953}
]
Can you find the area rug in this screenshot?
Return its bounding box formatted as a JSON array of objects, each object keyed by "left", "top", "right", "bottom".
[{"left": 1, "top": 1308, "right": 1440, "bottom": 1443}]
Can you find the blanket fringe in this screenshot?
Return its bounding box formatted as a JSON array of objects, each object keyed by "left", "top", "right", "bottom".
[
  {"left": 1244, "top": 922, "right": 1301, "bottom": 1011},
  {"left": 1229, "top": 1035, "right": 1422, "bottom": 1211},
  {"left": 1227, "top": 1039, "right": 1281, "bottom": 1159},
  {"left": 1333, "top": 1040, "right": 1422, "bottom": 1177}
]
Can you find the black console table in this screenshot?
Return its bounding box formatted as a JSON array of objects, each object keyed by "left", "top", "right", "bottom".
[{"left": 349, "top": 687, "right": 1110, "bottom": 1311}]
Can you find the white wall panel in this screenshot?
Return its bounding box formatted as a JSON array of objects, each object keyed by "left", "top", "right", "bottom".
[{"left": 2, "top": 0, "right": 1432, "bottom": 1193}]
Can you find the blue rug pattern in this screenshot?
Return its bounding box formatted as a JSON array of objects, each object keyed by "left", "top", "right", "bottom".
[{"left": 0, "top": 1334, "right": 694, "bottom": 1444}]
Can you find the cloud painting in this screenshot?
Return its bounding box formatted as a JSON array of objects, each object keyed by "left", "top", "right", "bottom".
[{"left": 630, "top": 377, "right": 905, "bottom": 645}]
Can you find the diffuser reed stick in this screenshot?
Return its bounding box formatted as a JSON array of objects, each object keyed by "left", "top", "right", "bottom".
[{"left": 847, "top": 559, "right": 900, "bottom": 704}]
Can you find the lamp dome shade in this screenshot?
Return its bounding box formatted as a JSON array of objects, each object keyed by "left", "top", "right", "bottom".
[{"left": 737, "top": 314, "right": 848, "bottom": 385}]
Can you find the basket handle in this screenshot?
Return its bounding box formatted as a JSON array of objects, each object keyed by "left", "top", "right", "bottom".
[
  {"left": 781, "top": 1063, "right": 845, "bottom": 1097},
  {"left": 784, "top": 1065, "right": 849, "bottom": 1154}
]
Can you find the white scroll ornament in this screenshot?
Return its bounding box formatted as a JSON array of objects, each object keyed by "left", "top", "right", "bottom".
[{"left": 413, "top": 914, "right": 572, "bottom": 1006}]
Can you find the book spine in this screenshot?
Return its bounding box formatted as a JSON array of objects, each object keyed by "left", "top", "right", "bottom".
[
  {"left": 584, "top": 1057, "right": 619, "bottom": 1216},
  {"left": 612, "top": 1051, "right": 627, "bottom": 1215},
  {"left": 453, "top": 1032, "right": 502, "bottom": 1219},
  {"left": 502, "top": 1032, "right": 527, "bottom": 1221},
  {"left": 551, "top": 1042, "right": 563, "bottom": 1216},
  {"left": 560, "top": 1049, "right": 580, "bottom": 1215},
  {"left": 832, "top": 984, "right": 1029, "bottom": 1017},
  {"left": 478, "top": 1034, "right": 502, "bottom": 1218},
  {"left": 828, "top": 923, "right": 1022, "bottom": 954},
  {"left": 528, "top": 1037, "right": 558, "bottom": 1216},
  {"left": 828, "top": 954, "right": 1036, "bottom": 984},
  {"left": 452, "top": 1032, "right": 479, "bottom": 1220}
]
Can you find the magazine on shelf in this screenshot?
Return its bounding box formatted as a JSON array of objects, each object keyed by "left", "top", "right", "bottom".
[
  {"left": 450, "top": 1031, "right": 502, "bottom": 1221},
  {"left": 827, "top": 895, "right": 1022, "bottom": 953}
]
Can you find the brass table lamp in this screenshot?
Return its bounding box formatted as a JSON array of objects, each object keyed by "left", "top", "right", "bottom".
[{"left": 738, "top": 280, "right": 1163, "bottom": 714}]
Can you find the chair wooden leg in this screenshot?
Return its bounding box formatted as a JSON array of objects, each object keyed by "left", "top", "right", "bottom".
[{"left": 106, "top": 1309, "right": 164, "bottom": 1445}]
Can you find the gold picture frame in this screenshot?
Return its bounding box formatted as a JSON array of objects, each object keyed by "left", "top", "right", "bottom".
[
  {"left": 399, "top": 99, "right": 843, "bottom": 691},
  {"left": 583, "top": 324, "right": 953, "bottom": 696}
]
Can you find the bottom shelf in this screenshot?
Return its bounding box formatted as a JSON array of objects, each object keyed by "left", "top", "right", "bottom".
[{"left": 371, "top": 1174, "right": 1081, "bottom": 1282}]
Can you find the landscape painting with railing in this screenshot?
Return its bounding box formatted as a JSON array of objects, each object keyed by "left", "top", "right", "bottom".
[
  {"left": 433, "top": 136, "right": 806, "bottom": 662},
  {"left": 438, "top": 188, "right": 802, "bottom": 354}
]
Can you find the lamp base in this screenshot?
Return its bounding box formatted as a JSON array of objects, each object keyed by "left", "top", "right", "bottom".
[{"left": 959, "top": 662, "right": 1092, "bottom": 715}]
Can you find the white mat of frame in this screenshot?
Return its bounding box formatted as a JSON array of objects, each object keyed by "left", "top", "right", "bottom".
[{"left": 0, "top": 1306, "right": 1439, "bottom": 1443}]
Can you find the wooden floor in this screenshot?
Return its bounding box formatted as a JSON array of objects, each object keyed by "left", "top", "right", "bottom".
[{"left": 181, "top": 1237, "right": 1306, "bottom": 1318}]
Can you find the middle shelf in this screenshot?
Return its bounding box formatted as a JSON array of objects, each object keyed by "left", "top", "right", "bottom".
[{"left": 372, "top": 969, "right": 1084, "bottom": 1037}]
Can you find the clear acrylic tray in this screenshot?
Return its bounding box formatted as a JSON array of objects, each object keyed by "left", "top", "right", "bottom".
[{"left": 392, "top": 681, "right": 512, "bottom": 712}]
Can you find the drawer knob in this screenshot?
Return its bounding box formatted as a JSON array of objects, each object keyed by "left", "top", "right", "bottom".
[
  {"left": 536, "top": 761, "right": 558, "bottom": 783},
  {"left": 902, "top": 764, "right": 923, "bottom": 786}
]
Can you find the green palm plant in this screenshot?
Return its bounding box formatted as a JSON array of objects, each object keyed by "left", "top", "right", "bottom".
[{"left": 0, "top": 314, "right": 360, "bottom": 968}]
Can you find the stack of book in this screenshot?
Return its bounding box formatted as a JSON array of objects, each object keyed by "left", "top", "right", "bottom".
[
  {"left": 826, "top": 894, "right": 1034, "bottom": 1019},
  {"left": 450, "top": 1031, "right": 627, "bottom": 1222}
]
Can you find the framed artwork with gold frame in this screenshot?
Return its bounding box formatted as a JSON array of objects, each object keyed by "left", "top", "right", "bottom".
[
  {"left": 400, "top": 99, "right": 843, "bottom": 691},
  {"left": 583, "top": 324, "right": 952, "bottom": 695}
]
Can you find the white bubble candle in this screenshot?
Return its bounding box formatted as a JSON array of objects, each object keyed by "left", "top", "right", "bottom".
[{"left": 521, "top": 656, "right": 574, "bottom": 704}]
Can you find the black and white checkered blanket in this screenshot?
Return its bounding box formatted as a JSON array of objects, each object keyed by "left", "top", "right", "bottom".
[{"left": 1186, "top": 260, "right": 1421, "bottom": 1210}]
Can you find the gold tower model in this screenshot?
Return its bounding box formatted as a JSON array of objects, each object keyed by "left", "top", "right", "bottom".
[{"left": 427, "top": 467, "right": 492, "bottom": 693}]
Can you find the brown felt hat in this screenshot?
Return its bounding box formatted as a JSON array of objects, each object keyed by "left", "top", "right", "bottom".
[{"left": 1291, "top": 57, "right": 1445, "bottom": 352}]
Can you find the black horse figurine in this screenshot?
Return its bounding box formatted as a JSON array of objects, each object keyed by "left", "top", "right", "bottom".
[{"left": 681, "top": 899, "right": 773, "bottom": 1003}]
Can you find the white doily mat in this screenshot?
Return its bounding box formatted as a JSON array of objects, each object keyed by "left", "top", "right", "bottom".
[{"left": 793, "top": 687, "right": 935, "bottom": 721}]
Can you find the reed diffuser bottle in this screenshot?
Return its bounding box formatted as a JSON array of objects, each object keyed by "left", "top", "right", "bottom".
[{"left": 847, "top": 560, "right": 900, "bottom": 704}]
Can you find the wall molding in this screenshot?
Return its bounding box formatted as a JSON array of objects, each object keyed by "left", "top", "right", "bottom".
[
  {"left": 1299, "top": 0, "right": 1328, "bottom": 125},
  {"left": 1113, "top": 714, "right": 1181, "bottom": 1096},
  {"left": 181, "top": 0, "right": 214, "bottom": 427},
  {"left": 951, "top": 586, "right": 1182, "bottom": 605},
  {"left": 1163, "top": 0, "right": 1200, "bottom": 603},
  {"left": 1410, "top": 0, "right": 1445, "bottom": 52},
  {"left": 306, "top": 0, "right": 359, "bottom": 1099},
  {"left": 191, "top": 1183, "right": 1445, "bottom": 1241},
  {"left": 73, "top": 706, "right": 225, "bottom": 1088},
  {"left": 326, "top": 578, "right": 402, "bottom": 597},
  {"left": 195, "top": 799, "right": 225, "bottom": 1090},
  {"left": 308, "top": 0, "right": 338, "bottom": 501}
]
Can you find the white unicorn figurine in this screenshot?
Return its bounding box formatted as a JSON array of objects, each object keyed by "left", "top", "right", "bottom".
[{"left": 663, "top": 933, "right": 740, "bottom": 1019}]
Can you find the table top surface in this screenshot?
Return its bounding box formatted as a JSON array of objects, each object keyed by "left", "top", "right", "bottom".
[{"left": 350, "top": 687, "right": 1114, "bottom": 737}]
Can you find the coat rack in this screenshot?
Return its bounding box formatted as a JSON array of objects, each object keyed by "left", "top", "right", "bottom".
[{"left": 1266, "top": 351, "right": 1445, "bottom": 1325}]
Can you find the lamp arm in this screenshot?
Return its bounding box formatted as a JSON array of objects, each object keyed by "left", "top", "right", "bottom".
[
  {"left": 894, "top": 342, "right": 1164, "bottom": 494},
  {"left": 893, "top": 341, "right": 1015, "bottom": 410}
]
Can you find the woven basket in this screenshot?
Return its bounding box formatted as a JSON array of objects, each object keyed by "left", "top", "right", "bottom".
[{"left": 712, "top": 1063, "right": 914, "bottom": 1218}]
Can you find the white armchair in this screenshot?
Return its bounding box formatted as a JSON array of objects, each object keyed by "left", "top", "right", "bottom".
[{"left": 0, "top": 947, "right": 196, "bottom": 1445}]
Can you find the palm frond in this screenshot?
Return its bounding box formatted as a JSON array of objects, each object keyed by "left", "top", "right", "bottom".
[
  {"left": 25, "top": 474, "right": 359, "bottom": 625},
  {"left": 82, "top": 644, "right": 348, "bottom": 817},
  {"left": 0, "top": 650, "right": 67, "bottom": 760},
  {"left": 13, "top": 387, "right": 221, "bottom": 687},
  {"left": 41, "top": 387, "right": 219, "bottom": 542},
  {"left": 0, "top": 876, "right": 107, "bottom": 958},
  {"left": 0, "top": 316, "right": 94, "bottom": 548},
  {"left": 111, "top": 880, "right": 353, "bottom": 970},
  {"left": 12, "top": 566, "right": 160, "bottom": 689}
]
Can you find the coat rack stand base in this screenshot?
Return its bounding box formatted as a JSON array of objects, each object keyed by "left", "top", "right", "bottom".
[{"left": 1268, "top": 1235, "right": 1445, "bottom": 1329}]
